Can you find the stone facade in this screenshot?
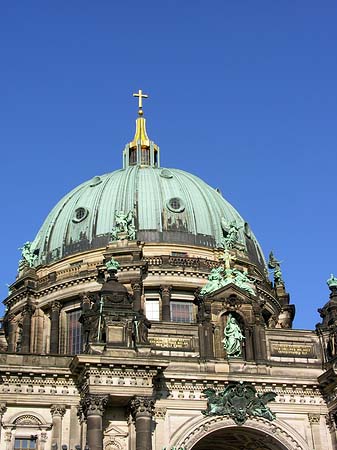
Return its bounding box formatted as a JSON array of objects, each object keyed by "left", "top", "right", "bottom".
[{"left": 0, "top": 107, "right": 335, "bottom": 450}]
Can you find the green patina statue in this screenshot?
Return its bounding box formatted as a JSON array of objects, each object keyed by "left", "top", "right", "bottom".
[
  {"left": 220, "top": 219, "right": 242, "bottom": 250},
  {"left": 203, "top": 381, "right": 277, "bottom": 424},
  {"left": 105, "top": 257, "right": 120, "bottom": 272},
  {"left": 223, "top": 314, "right": 245, "bottom": 357},
  {"left": 111, "top": 210, "right": 136, "bottom": 241},
  {"left": 200, "top": 266, "right": 255, "bottom": 296},
  {"left": 19, "top": 241, "right": 37, "bottom": 268},
  {"left": 268, "top": 251, "right": 284, "bottom": 285},
  {"left": 327, "top": 274, "right": 337, "bottom": 289}
]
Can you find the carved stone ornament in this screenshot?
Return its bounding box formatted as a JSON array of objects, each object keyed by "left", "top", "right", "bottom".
[
  {"left": 51, "top": 301, "right": 62, "bottom": 312},
  {"left": 160, "top": 285, "right": 172, "bottom": 296},
  {"left": 50, "top": 405, "right": 66, "bottom": 417},
  {"left": 202, "top": 381, "right": 277, "bottom": 425},
  {"left": 81, "top": 394, "right": 109, "bottom": 417},
  {"left": 14, "top": 414, "right": 42, "bottom": 425},
  {"left": 0, "top": 403, "right": 7, "bottom": 416},
  {"left": 130, "top": 397, "right": 155, "bottom": 419},
  {"left": 132, "top": 282, "right": 142, "bottom": 293},
  {"left": 308, "top": 413, "right": 320, "bottom": 425}
]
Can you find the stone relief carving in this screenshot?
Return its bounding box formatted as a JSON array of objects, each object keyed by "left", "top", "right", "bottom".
[{"left": 203, "top": 381, "right": 276, "bottom": 424}]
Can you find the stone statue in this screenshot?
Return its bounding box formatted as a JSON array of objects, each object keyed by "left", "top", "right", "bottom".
[
  {"left": 19, "top": 241, "right": 37, "bottom": 268},
  {"left": 223, "top": 314, "right": 245, "bottom": 357},
  {"left": 133, "top": 311, "right": 151, "bottom": 345},
  {"left": 220, "top": 219, "right": 242, "bottom": 250},
  {"left": 327, "top": 274, "right": 337, "bottom": 289},
  {"left": 268, "top": 251, "right": 284, "bottom": 285},
  {"left": 111, "top": 210, "right": 137, "bottom": 241}
]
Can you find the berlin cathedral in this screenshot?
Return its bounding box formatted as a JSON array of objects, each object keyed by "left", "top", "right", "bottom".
[{"left": 1, "top": 91, "right": 337, "bottom": 450}]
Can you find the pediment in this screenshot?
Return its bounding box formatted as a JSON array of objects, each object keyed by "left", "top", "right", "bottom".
[
  {"left": 104, "top": 423, "right": 128, "bottom": 437},
  {"left": 204, "top": 282, "right": 254, "bottom": 302}
]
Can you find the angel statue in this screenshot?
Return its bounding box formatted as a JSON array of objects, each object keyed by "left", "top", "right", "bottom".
[
  {"left": 223, "top": 314, "right": 245, "bottom": 357},
  {"left": 19, "top": 241, "right": 37, "bottom": 268},
  {"left": 220, "top": 219, "right": 242, "bottom": 250},
  {"left": 111, "top": 210, "right": 137, "bottom": 241},
  {"left": 268, "top": 251, "right": 284, "bottom": 285}
]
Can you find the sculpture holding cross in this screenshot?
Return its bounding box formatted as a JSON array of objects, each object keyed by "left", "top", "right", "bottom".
[{"left": 133, "top": 89, "right": 149, "bottom": 116}]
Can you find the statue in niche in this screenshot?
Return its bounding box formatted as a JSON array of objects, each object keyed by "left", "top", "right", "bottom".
[
  {"left": 19, "top": 241, "right": 38, "bottom": 268},
  {"left": 111, "top": 210, "right": 136, "bottom": 241},
  {"left": 223, "top": 314, "right": 245, "bottom": 357},
  {"left": 268, "top": 251, "right": 284, "bottom": 285},
  {"left": 132, "top": 311, "right": 151, "bottom": 345},
  {"left": 220, "top": 219, "right": 242, "bottom": 250}
]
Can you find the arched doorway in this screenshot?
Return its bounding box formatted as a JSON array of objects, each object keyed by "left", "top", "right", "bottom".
[{"left": 191, "top": 427, "right": 288, "bottom": 450}]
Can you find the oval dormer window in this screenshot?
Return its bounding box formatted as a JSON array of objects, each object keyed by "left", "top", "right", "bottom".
[
  {"left": 73, "top": 207, "right": 89, "bottom": 223},
  {"left": 167, "top": 197, "right": 185, "bottom": 213}
]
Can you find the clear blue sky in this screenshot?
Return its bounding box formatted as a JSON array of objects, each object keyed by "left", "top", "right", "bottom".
[{"left": 1, "top": 1, "right": 336, "bottom": 329}]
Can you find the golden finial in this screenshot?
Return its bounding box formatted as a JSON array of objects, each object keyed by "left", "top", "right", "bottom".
[{"left": 133, "top": 89, "right": 149, "bottom": 116}]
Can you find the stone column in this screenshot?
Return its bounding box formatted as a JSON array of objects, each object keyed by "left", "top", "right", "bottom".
[
  {"left": 326, "top": 412, "right": 337, "bottom": 450},
  {"left": 50, "top": 405, "right": 66, "bottom": 449},
  {"left": 4, "top": 431, "right": 12, "bottom": 450},
  {"left": 50, "top": 301, "right": 61, "bottom": 354},
  {"left": 82, "top": 394, "right": 108, "bottom": 450},
  {"left": 160, "top": 286, "right": 172, "bottom": 321},
  {"left": 6, "top": 314, "right": 16, "bottom": 352},
  {"left": 308, "top": 413, "right": 322, "bottom": 450},
  {"left": 0, "top": 403, "right": 7, "bottom": 442},
  {"left": 130, "top": 397, "right": 155, "bottom": 450},
  {"left": 21, "top": 304, "right": 34, "bottom": 353},
  {"left": 132, "top": 282, "right": 143, "bottom": 313},
  {"left": 244, "top": 326, "right": 254, "bottom": 361}
]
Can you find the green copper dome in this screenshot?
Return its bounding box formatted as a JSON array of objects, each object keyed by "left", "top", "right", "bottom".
[{"left": 31, "top": 165, "right": 265, "bottom": 269}]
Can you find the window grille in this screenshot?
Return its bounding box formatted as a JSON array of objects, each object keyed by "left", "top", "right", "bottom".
[
  {"left": 14, "top": 438, "right": 37, "bottom": 450},
  {"left": 170, "top": 301, "right": 194, "bottom": 323},
  {"left": 145, "top": 299, "right": 160, "bottom": 321}
]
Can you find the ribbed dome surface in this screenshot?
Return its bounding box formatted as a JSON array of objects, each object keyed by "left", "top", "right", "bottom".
[{"left": 32, "top": 165, "right": 265, "bottom": 268}]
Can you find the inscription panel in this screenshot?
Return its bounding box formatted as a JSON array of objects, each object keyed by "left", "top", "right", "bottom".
[
  {"left": 149, "top": 336, "right": 192, "bottom": 350},
  {"left": 270, "top": 341, "right": 316, "bottom": 358}
]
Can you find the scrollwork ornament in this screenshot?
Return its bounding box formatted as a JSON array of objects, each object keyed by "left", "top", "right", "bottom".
[{"left": 130, "top": 397, "right": 155, "bottom": 419}]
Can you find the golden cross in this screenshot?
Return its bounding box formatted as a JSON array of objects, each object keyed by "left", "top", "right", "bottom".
[
  {"left": 133, "top": 89, "right": 149, "bottom": 114},
  {"left": 220, "top": 249, "right": 235, "bottom": 270}
]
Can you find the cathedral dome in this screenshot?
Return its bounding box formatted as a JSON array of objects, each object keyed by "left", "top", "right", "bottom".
[
  {"left": 32, "top": 164, "right": 265, "bottom": 269},
  {"left": 30, "top": 95, "right": 266, "bottom": 271}
]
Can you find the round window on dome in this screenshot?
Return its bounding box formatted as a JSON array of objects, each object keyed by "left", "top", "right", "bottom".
[
  {"left": 73, "top": 207, "right": 89, "bottom": 223},
  {"left": 167, "top": 197, "right": 185, "bottom": 213}
]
